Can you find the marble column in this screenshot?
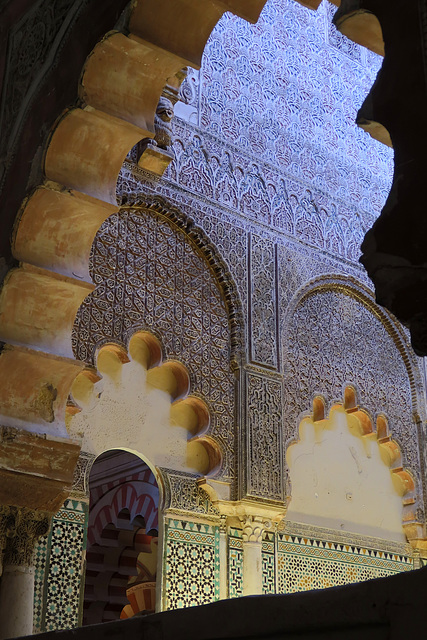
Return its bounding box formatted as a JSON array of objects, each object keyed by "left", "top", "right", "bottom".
[
  {"left": 241, "top": 516, "right": 264, "bottom": 596},
  {"left": 218, "top": 516, "right": 228, "bottom": 600},
  {"left": 0, "top": 506, "right": 50, "bottom": 640}
]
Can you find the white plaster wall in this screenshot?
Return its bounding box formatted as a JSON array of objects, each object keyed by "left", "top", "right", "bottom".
[
  {"left": 286, "top": 407, "right": 405, "bottom": 542},
  {"left": 69, "top": 358, "right": 208, "bottom": 473}
]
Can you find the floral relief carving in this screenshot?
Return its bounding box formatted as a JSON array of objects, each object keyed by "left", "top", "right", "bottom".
[
  {"left": 161, "top": 470, "right": 220, "bottom": 517},
  {"left": 0, "top": 506, "right": 50, "bottom": 567}
]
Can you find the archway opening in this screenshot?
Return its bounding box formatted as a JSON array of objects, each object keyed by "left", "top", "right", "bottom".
[{"left": 83, "top": 449, "right": 160, "bottom": 625}]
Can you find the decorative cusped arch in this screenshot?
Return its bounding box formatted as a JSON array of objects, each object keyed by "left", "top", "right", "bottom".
[
  {"left": 286, "top": 386, "right": 424, "bottom": 546},
  {"left": 70, "top": 331, "right": 223, "bottom": 478},
  {"left": 0, "top": 0, "right": 258, "bottom": 450},
  {"left": 69, "top": 199, "right": 244, "bottom": 482},
  {"left": 283, "top": 274, "right": 425, "bottom": 528}
]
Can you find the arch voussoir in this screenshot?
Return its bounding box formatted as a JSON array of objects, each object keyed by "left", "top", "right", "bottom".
[
  {"left": 0, "top": 0, "right": 259, "bottom": 524},
  {"left": 14, "top": 185, "right": 117, "bottom": 283},
  {"left": 0, "top": 265, "right": 93, "bottom": 359},
  {"left": 80, "top": 32, "right": 187, "bottom": 134},
  {"left": 44, "top": 107, "right": 146, "bottom": 205}
]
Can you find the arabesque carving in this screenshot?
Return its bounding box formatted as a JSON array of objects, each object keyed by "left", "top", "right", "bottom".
[
  {"left": 246, "top": 372, "right": 284, "bottom": 502},
  {"left": 0, "top": 506, "right": 50, "bottom": 568}
]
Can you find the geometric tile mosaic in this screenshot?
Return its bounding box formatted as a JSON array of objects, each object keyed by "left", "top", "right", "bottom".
[
  {"left": 33, "top": 530, "right": 49, "bottom": 633},
  {"left": 228, "top": 527, "right": 243, "bottom": 598},
  {"left": 262, "top": 530, "right": 275, "bottom": 595},
  {"left": 164, "top": 519, "right": 220, "bottom": 610},
  {"left": 276, "top": 532, "right": 413, "bottom": 594},
  {"left": 33, "top": 499, "right": 88, "bottom": 632}
]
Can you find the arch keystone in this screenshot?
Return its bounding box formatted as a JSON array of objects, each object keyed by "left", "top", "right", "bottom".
[{"left": 128, "top": 332, "right": 162, "bottom": 370}]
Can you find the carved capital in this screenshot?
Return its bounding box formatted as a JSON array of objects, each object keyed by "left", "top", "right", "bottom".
[
  {"left": 0, "top": 505, "right": 51, "bottom": 567},
  {"left": 240, "top": 515, "right": 265, "bottom": 544},
  {"left": 219, "top": 514, "right": 228, "bottom": 534},
  {"left": 72, "top": 451, "right": 96, "bottom": 497}
]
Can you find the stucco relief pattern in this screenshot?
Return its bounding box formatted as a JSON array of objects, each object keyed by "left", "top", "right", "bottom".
[
  {"left": 114, "top": 0, "right": 423, "bottom": 512},
  {"left": 118, "top": 164, "right": 250, "bottom": 340},
  {"left": 166, "top": 119, "right": 373, "bottom": 263},
  {"left": 249, "top": 234, "right": 278, "bottom": 368},
  {"left": 199, "top": 0, "right": 393, "bottom": 220},
  {"left": 0, "top": 0, "right": 82, "bottom": 188},
  {"left": 246, "top": 372, "right": 283, "bottom": 501},
  {"left": 283, "top": 286, "right": 421, "bottom": 489},
  {"left": 73, "top": 208, "right": 236, "bottom": 481},
  {"left": 162, "top": 470, "right": 220, "bottom": 517}
]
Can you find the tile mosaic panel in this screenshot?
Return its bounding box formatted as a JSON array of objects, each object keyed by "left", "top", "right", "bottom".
[
  {"left": 164, "top": 519, "right": 219, "bottom": 610},
  {"left": 228, "top": 527, "right": 243, "bottom": 598},
  {"left": 33, "top": 499, "right": 88, "bottom": 632},
  {"left": 276, "top": 532, "right": 413, "bottom": 594},
  {"left": 262, "top": 530, "right": 276, "bottom": 595},
  {"left": 33, "top": 530, "right": 48, "bottom": 633}
]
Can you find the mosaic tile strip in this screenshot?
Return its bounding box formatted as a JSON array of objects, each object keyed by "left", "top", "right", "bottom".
[
  {"left": 228, "top": 527, "right": 243, "bottom": 598},
  {"left": 164, "top": 519, "right": 219, "bottom": 610},
  {"left": 38, "top": 499, "right": 88, "bottom": 632},
  {"left": 262, "top": 530, "right": 276, "bottom": 595},
  {"left": 276, "top": 532, "right": 413, "bottom": 594},
  {"left": 33, "top": 530, "right": 49, "bottom": 633}
]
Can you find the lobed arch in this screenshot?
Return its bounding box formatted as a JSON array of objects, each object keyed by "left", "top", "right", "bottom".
[
  {"left": 70, "top": 331, "right": 223, "bottom": 478},
  {"left": 283, "top": 274, "right": 424, "bottom": 417},
  {"left": 0, "top": 0, "right": 258, "bottom": 443},
  {"left": 0, "top": 0, "right": 396, "bottom": 521},
  {"left": 282, "top": 274, "right": 426, "bottom": 526},
  {"left": 287, "top": 386, "right": 424, "bottom": 547}
]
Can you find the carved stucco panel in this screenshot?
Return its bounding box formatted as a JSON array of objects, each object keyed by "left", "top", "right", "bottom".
[
  {"left": 73, "top": 207, "right": 236, "bottom": 482},
  {"left": 249, "top": 234, "right": 278, "bottom": 369},
  {"left": 282, "top": 285, "right": 422, "bottom": 498},
  {"left": 246, "top": 371, "right": 284, "bottom": 501}
]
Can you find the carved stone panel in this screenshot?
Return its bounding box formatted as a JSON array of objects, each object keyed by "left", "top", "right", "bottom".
[
  {"left": 249, "top": 234, "right": 278, "bottom": 369},
  {"left": 246, "top": 371, "right": 284, "bottom": 502}
]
